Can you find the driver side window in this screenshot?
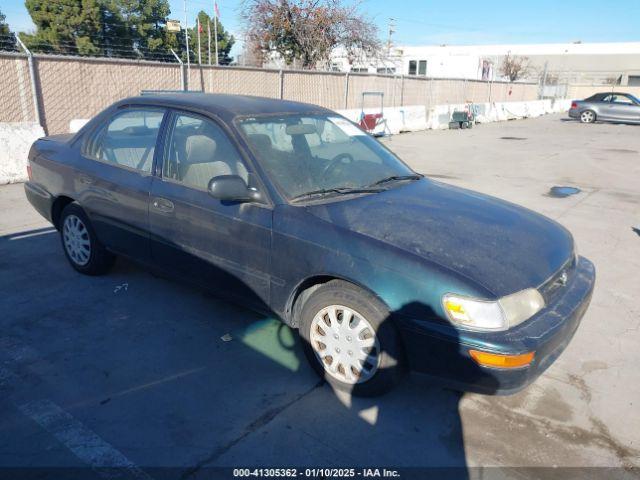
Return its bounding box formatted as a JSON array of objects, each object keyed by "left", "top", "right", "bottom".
[
  {"left": 163, "top": 113, "right": 248, "bottom": 191},
  {"left": 611, "top": 95, "right": 635, "bottom": 105}
]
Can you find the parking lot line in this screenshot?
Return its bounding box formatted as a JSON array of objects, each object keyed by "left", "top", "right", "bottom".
[
  {"left": 0, "top": 337, "right": 152, "bottom": 479},
  {"left": 18, "top": 399, "right": 153, "bottom": 480}
]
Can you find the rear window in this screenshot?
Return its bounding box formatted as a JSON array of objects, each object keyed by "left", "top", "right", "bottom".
[{"left": 85, "top": 109, "right": 165, "bottom": 173}]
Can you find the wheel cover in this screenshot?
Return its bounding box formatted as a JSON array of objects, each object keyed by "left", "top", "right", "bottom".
[
  {"left": 309, "top": 304, "right": 380, "bottom": 384},
  {"left": 581, "top": 111, "right": 594, "bottom": 123},
  {"left": 63, "top": 215, "right": 91, "bottom": 266}
]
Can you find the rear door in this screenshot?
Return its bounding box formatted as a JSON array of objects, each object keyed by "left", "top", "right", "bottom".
[
  {"left": 79, "top": 107, "right": 166, "bottom": 261},
  {"left": 148, "top": 110, "right": 272, "bottom": 309}
]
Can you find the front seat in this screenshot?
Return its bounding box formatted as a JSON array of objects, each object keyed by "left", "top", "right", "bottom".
[
  {"left": 181, "top": 133, "right": 250, "bottom": 189},
  {"left": 180, "top": 135, "right": 232, "bottom": 190}
]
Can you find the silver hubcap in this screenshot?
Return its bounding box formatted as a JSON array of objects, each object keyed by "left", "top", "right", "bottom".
[
  {"left": 310, "top": 305, "right": 380, "bottom": 384},
  {"left": 581, "top": 111, "right": 594, "bottom": 123},
  {"left": 63, "top": 215, "right": 91, "bottom": 266}
]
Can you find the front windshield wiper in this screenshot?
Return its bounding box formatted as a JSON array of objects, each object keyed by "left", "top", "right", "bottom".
[
  {"left": 368, "top": 174, "right": 423, "bottom": 187},
  {"left": 290, "top": 186, "right": 383, "bottom": 202}
]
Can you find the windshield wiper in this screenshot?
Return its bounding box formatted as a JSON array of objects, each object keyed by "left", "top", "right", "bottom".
[
  {"left": 290, "top": 186, "right": 383, "bottom": 202},
  {"left": 368, "top": 174, "right": 423, "bottom": 187}
]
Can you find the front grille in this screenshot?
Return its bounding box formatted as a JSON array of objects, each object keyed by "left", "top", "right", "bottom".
[{"left": 539, "top": 255, "right": 577, "bottom": 306}]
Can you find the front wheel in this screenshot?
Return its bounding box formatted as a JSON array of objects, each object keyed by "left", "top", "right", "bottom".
[
  {"left": 60, "top": 203, "right": 115, "bottom": 275},
  {"left": 298, "top": 280, "right": 406, "bottom": 397},
  {"left": 580, "top": 110, "right": 596, "bottom": 124}
]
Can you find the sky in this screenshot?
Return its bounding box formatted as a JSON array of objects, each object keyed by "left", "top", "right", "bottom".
[{"left": 2, "top": 0, "right": 639, "bottom": 59}]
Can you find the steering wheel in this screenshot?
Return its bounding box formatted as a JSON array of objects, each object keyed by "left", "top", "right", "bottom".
[{"left": 322, "top": 152, "right": 355, "bottom": 182}]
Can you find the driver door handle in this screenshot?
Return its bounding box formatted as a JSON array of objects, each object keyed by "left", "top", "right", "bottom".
[
  {"left": 78, "top": 174, "right": 93, "bottom": 185},
  {"left": 151, "top": 197, "right": 174, "bottom": 213}
]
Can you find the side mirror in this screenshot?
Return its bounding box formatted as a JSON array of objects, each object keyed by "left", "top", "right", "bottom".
[{"left": 208, "top": 175, "right": 261, "bottom": 203}]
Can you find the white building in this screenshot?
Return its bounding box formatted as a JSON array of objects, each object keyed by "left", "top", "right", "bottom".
[{"left": 332, "top": 42, "right": 640, "bottom": 85}]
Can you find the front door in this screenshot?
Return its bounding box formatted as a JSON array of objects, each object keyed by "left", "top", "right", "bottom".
[
  {"left": 606, "top": 94, "right": 640, "bottom": 122},
  {"left": 78, "top": 107, "right": 166, "bottom": 261},
  {"left": 148, "top": 110, "right": 272, "bottom": 309}
]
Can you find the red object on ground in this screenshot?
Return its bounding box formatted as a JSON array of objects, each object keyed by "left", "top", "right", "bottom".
[{"left": 360, "top": 113, "right": 383, "bottom": 132}]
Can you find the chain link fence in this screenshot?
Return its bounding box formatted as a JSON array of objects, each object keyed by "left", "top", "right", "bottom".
[
  {"left": 0, "top": 53, "right": 36, "bottom": 123},
  {"left": 1, "top": 52, "right": 584, "bottom": 135}
]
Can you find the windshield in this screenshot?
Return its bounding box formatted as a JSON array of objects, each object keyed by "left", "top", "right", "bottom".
[
  {"left": 630, "top": 94, "right": 640, "bottom": 104},
  {"left": 238, "top": 114, "right": 416, "bottom": 200}
]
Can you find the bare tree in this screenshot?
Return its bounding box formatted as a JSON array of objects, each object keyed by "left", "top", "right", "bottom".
[
  {"left": 241, "top": 0, "right": 380, "bottom": 69},
  {"left": 500, "top": 54, "right": 531, "bottom": 82}
]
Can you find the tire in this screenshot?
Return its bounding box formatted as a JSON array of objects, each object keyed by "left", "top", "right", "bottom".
[
  {"left": 580, "top": 110, "right": 596, "bottom": 124},
  {"left": 60, "top": 203, "right": 115, "bottom": 275},
  {"left": 461, "top": 122, "right": 468, "bottom": 129},
  {"left": 298, "top": 280, "right": 406, "bottom": 397}
]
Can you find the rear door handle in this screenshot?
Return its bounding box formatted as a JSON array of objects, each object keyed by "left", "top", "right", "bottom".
[{"left": 151, "top": 197, "right": 174, "bottom": 213}]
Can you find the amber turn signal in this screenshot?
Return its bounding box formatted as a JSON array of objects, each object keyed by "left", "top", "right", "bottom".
[{"left": 469, "top": 350, "right": 535, "bottom": 369}]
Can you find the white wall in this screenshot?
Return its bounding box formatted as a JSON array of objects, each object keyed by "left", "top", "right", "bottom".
[{"left": 331, "top": 42, "right": 640, "bottom": 80}]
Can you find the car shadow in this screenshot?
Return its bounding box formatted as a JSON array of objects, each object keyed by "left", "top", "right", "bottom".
[{"left": 0, "top": 227, "right": 501, "bottom": 479}]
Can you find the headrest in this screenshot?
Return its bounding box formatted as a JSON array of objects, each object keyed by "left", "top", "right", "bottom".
[
  {"left": 185, "top": 134, "right": 217, "bottom": 165},
  {"left": 248, "top": 134, "right": 272, "bottom": 152}
]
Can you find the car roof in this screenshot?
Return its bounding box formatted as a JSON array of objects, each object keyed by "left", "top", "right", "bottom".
[
  {"left": 112, "top": 92, "right": 333, "bottom": 122},
  {"left": 587, "top": 92, "right": 633, "bottom": 100}
]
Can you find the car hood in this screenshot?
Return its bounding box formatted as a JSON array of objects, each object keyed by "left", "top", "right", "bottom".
[{"left": 305, "top": 179, "right": 574, "bottom": 297}]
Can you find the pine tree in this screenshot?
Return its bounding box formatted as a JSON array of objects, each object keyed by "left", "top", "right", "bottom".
[
  {"left": 21, "top": 0, "right": 120, "bottom": 55},
  {"left": 0, "top": 9, "right": 17, "bottom": 51},
  {"left": 115, "top": 0, "right": 172, "bottom": 60}
]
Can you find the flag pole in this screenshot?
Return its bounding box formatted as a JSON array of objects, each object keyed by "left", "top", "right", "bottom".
[
  {"left": 197, "top": 16, "right": 202, "bottom": 65},
  {"left": 183, "top": 0, "right": 190, "bottom": 77},
  {"left": 207, "top": 19, "right": 212, "bottom": 66},
  {"left": 214, "top": 2, "right": 219, "bottom": 66}
]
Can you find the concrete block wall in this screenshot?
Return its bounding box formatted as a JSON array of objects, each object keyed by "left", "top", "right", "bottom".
[
  {"left": 338, "top": 99, "right": 572, "bottom": 136},
  {"left": 0, "top": 122, "right": 45, "bottom": 184}
]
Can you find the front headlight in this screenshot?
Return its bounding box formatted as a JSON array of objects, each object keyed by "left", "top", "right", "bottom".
[{"left": 443, "top": 288, "right": 545, "bottom": 331}]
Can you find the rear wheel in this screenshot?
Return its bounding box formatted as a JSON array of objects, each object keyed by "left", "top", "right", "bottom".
[
  {"left": 298, "top": 280, "right": 406, "bottom": 396},
  {"left": 580, "top": 110, "right": 596, "bottom": 124},
  {"left": 60, "top": 203, "right": 115, "bottom": 275}
]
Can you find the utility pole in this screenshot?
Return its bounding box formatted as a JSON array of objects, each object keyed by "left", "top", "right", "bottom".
[
  {"left": 385, "top": 17, "right": 395, "bottom": 74},
  {"left": 386, "top": 17, "right": 395, "bottom": 55},
  {"left": 242, "top": 32, "right": 247, "bottom": 66},
  {"left": 183, "top": 0, "right": 190, "bottom": 76}
]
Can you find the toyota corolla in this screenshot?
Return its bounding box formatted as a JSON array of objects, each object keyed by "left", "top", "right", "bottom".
[{"left": 24, "top": 93, "right": 595, "bottom": 396}]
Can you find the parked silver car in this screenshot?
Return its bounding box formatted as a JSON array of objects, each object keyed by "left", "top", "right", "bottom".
[{"left": 568, "top": 92, "right": 640, "bottom": 124}]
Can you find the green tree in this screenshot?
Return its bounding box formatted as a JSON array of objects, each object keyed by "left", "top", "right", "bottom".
[
  {"left": 21, "top": 0, "right": 121, "bottom": 55},
  {"left": 187, "top": 10, "right": 234, "bottom": 65},
  {"left": 21, "top": 0, "right": 179, "bottom": 60},
  {"left": 115, "top": 0, "right": 173, "bottom": 60},
  {"left": 0, "top": 9, "right": 17, "bottom": 51}
]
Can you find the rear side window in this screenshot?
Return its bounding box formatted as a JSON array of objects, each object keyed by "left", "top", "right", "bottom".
[{"left": 86, "top": 109, "right": 165, "bottom": 173}]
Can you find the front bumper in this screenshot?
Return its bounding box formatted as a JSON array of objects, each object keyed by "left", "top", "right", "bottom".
[{"left": 398, "top": 256, "right": 596, "bottom": 394}]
